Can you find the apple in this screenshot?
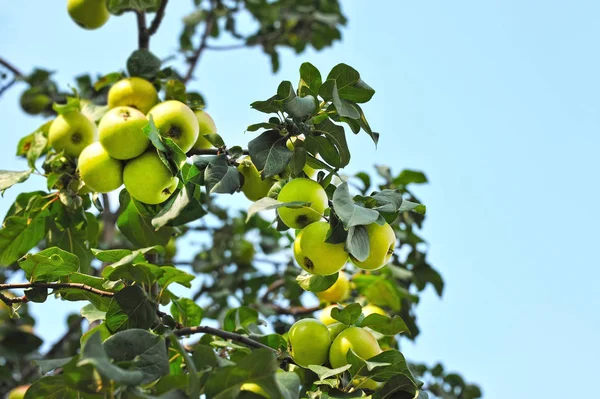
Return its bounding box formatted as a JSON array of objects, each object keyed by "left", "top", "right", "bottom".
[
  {"left": 147, "top": 101, "right": 199, "bottom": 153},
  {"left": 165, "top": 238, "right": 177, "bottom": 260},
  {"left": 49, "top": 111, "right": 96, "bottom": 157},
  {"left": 363, "top": 304, "right": 387, "bottom": 317},
  {"left": 294, "top": 221, "right": 348, "bottom": 275},
  {"left": 277, "top": 178, "right": 328, "bottom": 229},
  {"left": 98, "top": 106, "right": 150, "bottom": 160},
  {"left": 239, "top": 383, "right": 269, "bottom": 398},
  {"left": 327, "top": 322, "right": 347, "bottom": 342},
  {"left": 107, "top": 77, "right": 158, "bottom": 114},
  {"left": 350, "top": 222, "right": 396, "bottom": 270},
  {"left": 123, "top": 151, "right": 179, "bottom": 204},
  {"left": 329, "top": 326, "right": 382, "bottom": 369},
  {"left": 288, "top": 318, "right": 330, "bottom": 367},
  {"left": 316, "top": 272, "right": 350, "bottom": 303},
  {"left": 237, "top": 157, "right": 275, "bottom": 201},
  {"left": 318, "top": 304, "right": 340, "bottom": 326},
  {"left": 78, "top": 142, "right": 123, "bottom": 193},
  {"left": 191, "top": 109, "right": 217, "bottom": 150},
  {"left": 232, "top": 239, "right": 255, "bottom": 266},
  {"left": 7, "top": 385, "right": 29, "bottom": 399},
  {"left": 67, "top": 0, "right": 109, "bottom": 30},
  {"left": 20, "top": 89, "right": 51, "bottom": 115}
]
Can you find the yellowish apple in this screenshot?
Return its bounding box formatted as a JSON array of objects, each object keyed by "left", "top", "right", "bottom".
[
  {"left": 288, "top": 318, "right": 331, "bottom": 367},
  {"left": 237, "top": 157, "right": 275, "bottom": 201},
  {"left": 294, "top": 222, "right": 348, "bottom": 275},
  {"left": 327, "top": 322, "right": 347, "bottom": 342},
  {"left": 49, "top": 111, "right": 96, "bottom": 157},
  {"left": 123, "top": 151, "right": 179, "bottom": 204},
  {"left": 67, "top": 0, "right": 109, "bottom": 30},
  {"left": 329, "top": 327, "right": 382, "bottom": 369},
  {"left": 319, "top": 304, "right": 340, "bottom": 326},
  {"left": 147, "top": 100, "right": 199, "bottom": 152},
  {"left": 191, "top": 109, "right": 217, "bottom": 150},
  {"left": 350, "top": 222, "right": 396, "bottom": 270},
  {"left": 277, "top": 178, "right": 328, "bottom": 229},
  {"left": 316, "top": 272, "right": 350, "bottom": 303},
  {"left": 98, "top": 106, "right": 150, "bottom": 160},
  {"left": 108, "top": 77, "right": 158, "bottom": 114},
  {"left": 77, "top": 142, "right": 123, "bottom": 193}
]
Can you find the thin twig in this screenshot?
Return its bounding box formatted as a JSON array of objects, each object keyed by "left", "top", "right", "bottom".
[
  {"left": 183, "top": 2, "right": 217, "bottom": 83},
  {"left": 0, "top": 78, "right": 17, "bottom": 96},
  {"left": 0, "top": 291, "right": 26, "bottom": 305},
  {"left": 147, "top": 0, "right": 169, "bottom": 36},
  {"left": 0, "top": 57, "right": 23, "bottom": 77},
  {"left": 188, "top": 148, "right": 249, "bottom": 156},
  {"left": 260, "top": 278, "right": 320, "bottom": 315},
  {"left": 0, "top": 283, "right": 114, "bottom": 305},
  {"left": 261, "top": 279, "right": 285, "bottom": 302},
  {"left": 173, "top": 325, "right": 274, "bottom": 351},
  {"left": 204, "top": 43, "right": 247, "bottom": 51}
]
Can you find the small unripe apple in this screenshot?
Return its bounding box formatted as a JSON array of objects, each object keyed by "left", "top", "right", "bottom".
[
  {"left": 49, "top": 111, "right": 96, "bottom": 157},
  {"left": 123, "top": 151, "right": 179, "bottom": 204},
  {"left": 7, "top": 385, "right": 29, "bottom": 399},
  {"left": 316, "top": 272, "right": 350, "bottom": 303},
  {"left": 329, "top": 327, "right": 382, "bottom": 369},
  {"left": 191, "top": 109, "right": 217, "bottom": 150},
  {"left": 327, "top": 322, "right": 347, "bottom": 342},
  {"left": 147, "top": 101, "right": 199, "bottom": 153},
  {"left": 277, "top": 178, "right": 328, "bottom": 229},
  {"left": 232, "top": 239, "right": 255, "bottom": 265},
  {"left": 67, "top": 0, "right": 110, "bottom": 30},
  {"left": 288, "top": 318, "right": 331, "bottom": 367},
  {"left": 77, "top": 142, "right": 123, "bottom": 193},
  {"left": 350, "top": 222, "right": 396, "bottom": 270},
  {"left": 108, "top": 77, "right": 158, "bottom": 114},
  {"left": 319, "top": 304, "right": 340, "bottom": 326},
  {"left": 165, "top": 237, "right": 177, "bottom": 260},
  {"left": 98, "top": 106, "right": 150, "bottom": 160},
  {"left": 294, "top": 222, "right": 348, "bottom": 275},
  {"left": 237, "top": 157, "right": 275, "bottom": 201},
  {"left": 20, "top": 89, "right": 51, "bottom": 115}
]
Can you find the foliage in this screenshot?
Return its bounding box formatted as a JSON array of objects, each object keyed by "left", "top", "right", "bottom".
[{"left": 0, "top": 1, "right": 481, "bottom": 398}]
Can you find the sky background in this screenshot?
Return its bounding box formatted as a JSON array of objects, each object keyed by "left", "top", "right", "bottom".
[{"left": 1, "top": 1, "right": 599, "bottom": 398}]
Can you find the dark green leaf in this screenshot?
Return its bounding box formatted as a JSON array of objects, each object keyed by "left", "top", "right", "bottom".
[
  {"left": 170, "top": 298, "right": 203, "bottom": 327},
  {"left": 393, "top": 170, "right": 428, "bottom": 186},
  {"left": 223, "top": 306, "right": 259, "bottom": 333},
  {"left": 204, "top": 154, "right": 241, "bottom": 194},
  {"left": 105, "top": 285, "right": 157, "bottom": 333},
  {"left": 360, "top": 314, "right": 410, "bottom": 336},
  {"left": 248, "top": 130, "right": 292, "bottom": 178},
  {"left": 117, "top": 190, "right": 174, "bottom": 247},
  {"left": 331, "top": 303, "right": 362, "bottom": 325},
  {"left": 19, "top": 247, "right": 79, "bottom": 281},
  {"left": 152, "top": 184, "right": 207, "bottom": 228},
  {"left": 299, "top": 62, "right": 322, "bottom": 96},
  {"left": 296, "top": 272, "right": 338, "bottom": 292},
  {"left": 0, "top": 210, "right": 48, "bottom": 266},
  {"left": 332, "top": 182, "right": 379, "bottom": 229}
]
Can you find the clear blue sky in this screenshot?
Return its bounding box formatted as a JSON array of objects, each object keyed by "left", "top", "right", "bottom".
[{"left": 1, "top": 1, "right": 599, "bottom": 398}]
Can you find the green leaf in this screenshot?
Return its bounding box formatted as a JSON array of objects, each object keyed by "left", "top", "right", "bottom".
[
  {"left": 80, "top": 303, "right": 106, "bottom": 323},
  {"left": 277, "top": 80, "right": 317, "bottom": 118},
  {"left": 311, "top": 118, "right": 351, "bottom": 168},
  {"left": 102, "top": 261, "right": 163, "bottom": 286},
  {"left": 250, "top": 95, "right": 282, "bottom": 114},
  {"left": 0, "top": 170, "right": 32, "bottom": 193},
  {"left": 164, "top": 79, "right": 187, "bottom": 103},
  {"left": 170, "top": 298, "right": 203, "bottom": 327},
  {"left": 364, "top": 350, "right": 417, "bottom": 383},
  {"left": 246, "top": 197, "right": 309, "bottom": 222},
  {"left": 0, "top": 328, "right": 42, "bottom": 356},
  {"left": 94, "top": 71, "right": 122, "bottom": 91},
  {"left": 346, "top": 225, "right": 370, "bottom": 262},
  {"left": 204, "top": 155, "right": 242, "bottom": 194},
  {"left": 275, "top": 371, "right": 301, "bottom": 399},
  {"left": 59, "top": 273, "right": 115, "bottom": 311},
  {"left": 78, "top": 332, "right": 145, "bottom": 385},
  {"left": 19, "top": 247, "right": 79, "bottom": 282},
  {"left": 106, "top": 0, "right": 161, "bottom": 14},
  {"left": 0, "top": 210, "right": 49, "bottom": 266},
  {"left": 360, "top": 314, "right": 410, "bottom": 336},
  {"left": 152, "top": 184, "right": 206, "bottom": 228},
  {"left": 299, "top": 62, "right": 322, "bottom": 96},
  {"left": 332, "top": 182, "right": 379, "bottom": 229},
  {"left": 117, "top": 189, "right": 174, "bottom": 247},
  {"left": 105, "top": 285, "right": 157, "bottom": 333},
  {"left": 192, "top": 344, "right": 219, "bottom": 370},
  {"left": 24, "top": 286, "right": 48, "bottom": 303},
  {"left": 52, "top": 96, "right": 81, "bottom": 115},
  {"left": 308, "top": 364, "right": 352, "bottom": 380},
  {"left": 331, "top": 303, "right": 363, "bottom": 325},
  {"left": 24, "top": 374, "right": 93, "bottom": 399},
  {"left": 156, "top": 266, "right": 195, "bottom": 290},
  {"left": 373, "top": 373, "right": 418, "bottom": 399},
  {"left": 223, "top": 306, "right": 259, "bottom": 333},
  {"left": 393, "top": 170, "right": 428, "bottom": 186},
  {"left": 103, "top": 329, "right": 170, "bottom": 384},
  {"left": 346, "top": 348, "right": 391, "bottom": 381},
  {"left": 248, "top": 130, "right": 292, "bottom": 178},
  {"left": 399, "top": 200, "right": 426, "bottom": 215},
  {"left": 296, "top": 272, "right": 338, "bottom": 292}
]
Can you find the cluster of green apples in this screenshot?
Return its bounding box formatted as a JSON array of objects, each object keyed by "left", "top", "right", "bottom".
[
  {"left": 67, "top": 0, "right": 110, "bottom": 30},
  {"left": 275, "top": 177, "right": 397, "bottom": 276},
  {"left": 287, "top": 317, "right": 383, "bottom": 389},
  {"left": 48, "top": 77, "right": 218, "bottom": 205}
]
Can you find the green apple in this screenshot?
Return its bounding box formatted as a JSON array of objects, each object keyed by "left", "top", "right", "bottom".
[
  {"left": 7, "top": 385, "right": 29, "bottom": 399},
  {"left": 329, "top": 326, "right": 382, "bottom": 369},
  {"left": 363, "top": 304, "right": 387, "bottom": 317},
  {"left": 165, "top": 238, "right": 177, "bottom": 260},
  {"left": 237, "top": 157, "right": 275, "bottom": 201},
  {"left": 20, "top": 89, "right": 51, "bottom": 115},
  {"left": 319, "top": 304, "right": 339, "bottom": 326},
  {"left": 108, "top": 77, "right": 158, "bottom": 114},
  {"left": 277, "top": 178, "right": 328, "bottom": 229},
  {"left": 288, "top": 318, "right": 331, "bottom": 367},
  {"left": 232, "top": 239, "right": 255, "bottom": 266},
  {"left": 294, "top": 222, "right": 348, "bottom": 275},
  {"left": 350, "top": 222, "right": 396, "bottom": 270},
  {"left": 67, "top": 0, "right": 109, "bottom": 30},
  {"left": 98, "top": 106, "right": 150, "bottom": 160},
  {"left": 147, "top": 100, "right": 199, "bottom": 153},
  {"left": 327, "top": 322, "right": 347, "bottom": 342},
  {"left": 123, "top": 151, "right": 179, "bottom": 204},
  {"left": 49, "top": 111, "right": 96, "bottom": 157},
  {"left": 239, "top": 383, "right": 269, "bottom": 398},
  {"left": 78, "top": 142, "right": 123, "bottom": 193},
  {"left": 191, "top": 109, "right": 217, "bottom": 150},
  {"left": 316, "top": 272, "right": 350, "bottom": 303}
]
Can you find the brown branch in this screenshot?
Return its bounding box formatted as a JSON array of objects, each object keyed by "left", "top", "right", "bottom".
[
  {"left": 147, "top": 0, "right": 169, "bottom": 36},
  {"left": 0, "top": 283, "right": 114, "bottom": 305},
  {"left": 0, "top": 78, "right": 17, "bottom": 96},
  {"left": 183, "top": 3, "right": 217, "bottom": 83},
  {"left": 135, "top": 10, "right": 149, "bottom": 50},
  {"left": 0, "top": 291, "right": 26, "bottom": 305},
  {"left": 260, "top": 278, "right": 320, "bottom": 315},
  {"left": 0, "top": 57, "right": 23, "bottom": 77},
  {"left": 173, "top": 325, "right": 275, "bottom": 351},
  {"left": 188, "top": 148, "right": 249, "bottom": 156},
  {"left": 261, "top": 278, "right": 285, "bottom": 302}
]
